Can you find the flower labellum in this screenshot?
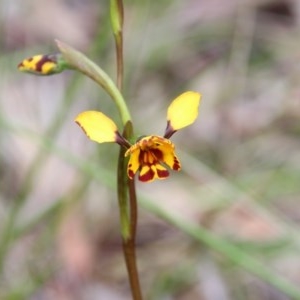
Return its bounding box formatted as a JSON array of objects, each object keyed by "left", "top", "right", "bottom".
[{"left": 125, "top": 136, "right": 181, "bottom": 182}]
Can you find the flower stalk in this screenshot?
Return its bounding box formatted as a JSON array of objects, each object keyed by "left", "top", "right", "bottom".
[
  {"left": 110, "top": 0, "right": 124, "bottom": 90},
  {"left": 110, "top": 1, "right": 142, "bottom": 298}
]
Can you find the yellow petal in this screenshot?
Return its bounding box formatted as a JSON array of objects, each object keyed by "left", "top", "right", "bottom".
[
  {"left": 167, "top": 91, "right": 201, "bottom": 131},
  {"left": 127, "top": 148, "right": 140, "bottom": 179},
  {"left": 160, "top": 144, "right": 181, "bottom": 171},
  {"left": 75, "top": 111, "right": 119, "bottom": 143}
]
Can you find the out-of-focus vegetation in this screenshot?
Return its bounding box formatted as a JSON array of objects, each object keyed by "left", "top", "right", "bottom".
[{"left": 1, "top": 0, "right": 300, "bottom": 299}]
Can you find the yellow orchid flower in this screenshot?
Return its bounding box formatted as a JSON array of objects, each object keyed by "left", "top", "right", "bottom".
[
  {"left": 124, "top": 135, "right": 181, "bottom": 182},
  {"left": 75, "top": 91, "right": 201, "bottom": 182}
]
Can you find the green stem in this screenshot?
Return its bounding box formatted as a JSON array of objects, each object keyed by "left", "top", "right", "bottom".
[
  {"left": 126, "top": 178, "right": 142, "bottom": 300},
  {"left": 117, "top": 139, "right": 130, "bottom": 240},
  {"left": 116, "top": 34, "right": 124, "bottom": 91},
  {"left": 128, "top": 178, "right": 138, "bottom": 239},
  {"left": 117, "top": 122, "right": 142, "bottom": 300},
  {"left": 111, "top": 1, "right": 142, "bottom": 298},
  {"left": 110, "top": 0, "right": 124, "bottom": 90},
  {"left": 122, "top": 237, "right": 142, "bottom": 300}
]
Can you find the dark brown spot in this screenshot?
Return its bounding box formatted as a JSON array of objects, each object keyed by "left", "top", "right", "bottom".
[
  {"left": 157, "top": 169, "right": 169, "bottom": 178},
  {"left": 128, "top": 169, "right": 135, "bottom": 179},
  {"left": 36, "top": 55, "right": 52, "bottom": 72},
  {"left": 173, "top": 162, "right": 180, "bottom": 171},
  {"left": 172, "top": 156, "right": 181, "bottom": 170},
  {"left": 139, "top": 166, "right": 154, "bottom": 182},
  {"left": 151, "top": 149, "right": 163, "bottom": 161}
]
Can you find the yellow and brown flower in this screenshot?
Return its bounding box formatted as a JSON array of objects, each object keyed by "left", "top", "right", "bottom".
[
  {"left": 75, "top": 91, "right": 201, "bottom": 182},
  {"left": 18, "top": 54, "right": 67, "bottom": 75},
  {"left": 125, "top": 136, "right": 181, "bottom": 182}
]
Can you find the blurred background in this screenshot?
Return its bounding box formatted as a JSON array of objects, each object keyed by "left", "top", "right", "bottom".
[{"left": 1, "top": 0, "right": 300, "bottom": 299}]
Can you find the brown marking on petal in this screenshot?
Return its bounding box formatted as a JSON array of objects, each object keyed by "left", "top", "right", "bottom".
[
  {"left": 151, "top": 148, "right": 163, "bottom": 161},
  {"left": 157, "top": 168, "right": 169, "bottom": 178},
  {"left": 138, "top": 150, "right": 146, "bottom": 165},
  {"left": 138, "top": 150, "right": 143, "bottom": 163},
  {"left": 139, "top": 149, "right": 161, "bottom": 165},
  {"left": 139, "top": 166, "right": 155, "bottom": 182},
  {"left": 36, "top": 55, "right": 53, "bottom": 72},
  {"left": 173, "top": 156, "right": 181, "bottom": 171},
  {"left": 75, "top": 120, "right": 88, "bottom": 136},
  {"left": 128, "top": 168, "right": 135, "bottom": 179},
  {"left": 18, "top": 62, "right": 24, "bottom": 68}
]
